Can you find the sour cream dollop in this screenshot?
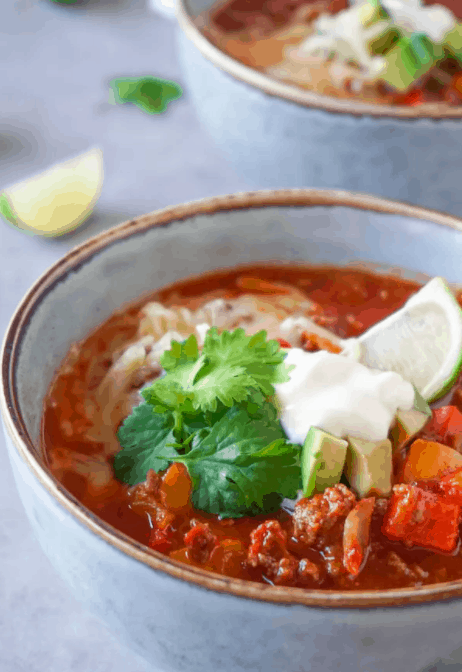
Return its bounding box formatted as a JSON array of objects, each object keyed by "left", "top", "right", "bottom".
[{"left": 275, "top": 348, "right": 415, "bottom": 444}]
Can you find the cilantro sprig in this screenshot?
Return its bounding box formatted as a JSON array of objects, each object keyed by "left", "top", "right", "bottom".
[
  {"left": 114, "top": 328, "right": 300, "bottom": 518},
  {"left": 143, "top": 328, "right": 291, "bottom": 420}
]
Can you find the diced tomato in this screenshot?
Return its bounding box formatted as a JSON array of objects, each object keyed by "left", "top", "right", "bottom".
[
  {"left": 401, "top": 439, "right": 462, "bottom": 483},
  {"left": 383, "top": 484, "right": 460, "bottom": 553},
  {"left": 453, "top": 74, "right": 462, "bottom": 96},
  {"left": 184, "top": 521, "right": 217, "bottom": 563},
  {"left": 277, "top": 338, "right": 292, "bottom": 348},
  {"left": 148, "top": 527, "right": 174, "bottom": 554},
  {"left": 426, "top": 406, "right": 462, "bottom": 452},
  {"left": 207, "top": 538, "right": 246, "bottom": 577},
  {"left": 396, "top": 89, "right": 424, "bottom": 107},
  {"left": 343, "top": 498, "right": 375, "bottom": 576},
  {"left": 300, "top": 331, "right": 342, "bottom": 354}
]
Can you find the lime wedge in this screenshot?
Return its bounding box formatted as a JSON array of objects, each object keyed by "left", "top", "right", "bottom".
[
  {"left": 350, "top": 277, "right": 462, "bottom": 402},
  {"left": 0, "top": 148, "right": 103, "bottom": 237}
]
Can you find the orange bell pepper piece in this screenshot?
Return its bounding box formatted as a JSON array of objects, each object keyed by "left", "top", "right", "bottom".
[{"left": 401, "top": 439, "right": 462, "bottom": 483}]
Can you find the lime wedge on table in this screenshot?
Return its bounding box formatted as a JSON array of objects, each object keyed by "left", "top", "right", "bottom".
[
  {"left": 0, "top": 148, "right": 103, "bottom": 237},
  {"left": 349, "top": 278, "right": 462, "bottom": 402}
]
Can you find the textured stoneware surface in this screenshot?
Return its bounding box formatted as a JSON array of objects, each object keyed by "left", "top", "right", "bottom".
[
  {"left": 4, "top": 191, "right": 462, "bottom": 671},
  {"left": 176, "top": 0, "right": 462, "bottom": 218}
]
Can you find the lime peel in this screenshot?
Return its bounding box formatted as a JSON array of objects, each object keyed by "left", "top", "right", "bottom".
[
  {"left": 347, "top": 277, "right": 462, "bottom": 402},
  {"left": 0, "top": 148, "right": 103, "bottom": 237}
]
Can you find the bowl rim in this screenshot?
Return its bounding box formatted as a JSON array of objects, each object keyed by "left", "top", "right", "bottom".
[
  {"left": 176, "top": 0, "right": 462, "bottom": 121},
  {"left": 4, "top": 188, "right": 462, "bottom": 610}
]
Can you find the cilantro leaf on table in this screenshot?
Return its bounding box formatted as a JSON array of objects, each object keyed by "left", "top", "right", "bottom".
[
  {"left": 142, "top": 328, "right": 291, "bottom": 416},
  {"left": 163, "top": 404, "right": 301, "bottom": 518},
  {"left": 113, "top": 403, "right": 180, "bottom": 485},
  {"left": 109, "top": 76, "right": 183, "bottom": 115}
]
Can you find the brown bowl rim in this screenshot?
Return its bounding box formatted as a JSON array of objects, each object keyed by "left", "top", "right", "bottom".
[
  {"left": 176, "top": 0, "right": 462, "bottom": 121},
  {"left": 4, "top": 188, "right": 462, "bottom": 610}
]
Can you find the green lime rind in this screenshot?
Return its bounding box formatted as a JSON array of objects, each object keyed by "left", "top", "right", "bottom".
[
  {"left": 0, "top": 190, "right": 95, "bottom": 238},
  {"left": 0, "top": 193, "right": 18, "bottom": 226},
  {"left": 425, "top": 282, "right": 462, "bottom": 403},
  {"left": 0, "top": 193, "right": 34, "bottom": 235},
  {"left": 355, "top": 277, "right": 462, "bottom": 403},
  {"left": 426, "top": 351, "right": 462, "bottom": 403},
  {"left": 109, "top": 76, "right": 183, "bottom": 115}
]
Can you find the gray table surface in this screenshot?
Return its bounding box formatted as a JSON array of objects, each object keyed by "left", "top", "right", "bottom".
[
  {"left": 0, "top": 1, "right": 247, "bottom": 670},
  {"left": 1, "top": 3, "right": 462, "bottom": 672}
]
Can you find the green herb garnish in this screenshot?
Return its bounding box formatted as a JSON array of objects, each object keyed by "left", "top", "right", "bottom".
[
  {"left": 109, "top": 76, "right": 183, "bottom": 115},
  {"left": 114, "top": 329, "right": 300, "bottom": 517},
  {"left": 143, "top": 328, "right": 291, "bottom": 422},
  {"left": 113, "top": 404, "right": 177, "bottom": 486}
]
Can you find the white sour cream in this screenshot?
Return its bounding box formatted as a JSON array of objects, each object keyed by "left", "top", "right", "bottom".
[{"left": 275, "top": 348, "right": 415, "bottom": 444}]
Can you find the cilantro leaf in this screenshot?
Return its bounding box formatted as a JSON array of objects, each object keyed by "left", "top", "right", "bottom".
[
  {"left": 114, "top": 330, "right": 300, "bottom": 517},
  {"left": 200, "top": 328, "right": 291, "bottom": 395},
  {"left": 160, "top": 333, "right": 199, "bottom": 371},
  {"left": 165, "top": 405, "right": 301, "bottom": 518},
  {"left": 113, "top": 403, "right": 180, "bottom": 485},
  {"left": 142, "top": 328, "right": 291, "bottom": 416},
  {"left": 109, "top": 76, "right": 183, "bottom": 115}
]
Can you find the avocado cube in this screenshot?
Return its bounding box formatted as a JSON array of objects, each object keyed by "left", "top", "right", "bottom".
[
  {"left": 301, "top": 427, "right": 348, "bottom": 497},
  {"left": 445, "top": 24, "right": 462, "bottom": 62},
  {"left": 382, "top": 34, "right": 442, "bottom": 91},
  {"left": 345, "top": 436, "right": 392, "bottom": 498},
  {"left": 390, "top": 387, "right": 432, "bottom": 451}
]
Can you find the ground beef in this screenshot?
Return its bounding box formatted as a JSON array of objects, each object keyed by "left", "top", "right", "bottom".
[
  {"left": 293, "top": 484, "right": 357, "bottom": 546},
  {"left": 247, "top": 520, "right": 321, "bottom": 585}
]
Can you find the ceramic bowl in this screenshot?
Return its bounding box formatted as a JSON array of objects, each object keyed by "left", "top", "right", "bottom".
[
  {"left": 176, "top": 1, "right": 462, "bottom": 218},
  {"left": 4, "top": 189, "right": 462, "bottom": 672}
]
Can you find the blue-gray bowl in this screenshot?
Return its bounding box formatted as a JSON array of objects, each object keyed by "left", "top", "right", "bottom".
[
  {"left": 176, "top": 3, "right": 462, "bottom": 217},
  {"left": 3, "top": 190, "right": 462, "bottom": 672}
]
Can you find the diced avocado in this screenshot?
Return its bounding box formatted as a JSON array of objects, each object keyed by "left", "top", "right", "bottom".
[
  {"left": 382, "top": 34, "right": 443, "bottom": 91},
  {"left": 344, "top": 436, "right": 392, "bottom": 498},
  {"left": 301, "top": 427, "right": 348, "bottom": 497},
  {"left": 445, "top": 24, "right": 462, "bottom": 62},
  {"left": 390, "top": 386, "right": 432, "bottom": 452},
  {"left": 370, "top": 27, "right": 400, "bottom": 57}
]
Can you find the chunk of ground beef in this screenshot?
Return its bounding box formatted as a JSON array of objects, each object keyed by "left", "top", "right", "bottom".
[
  {"left": 293, "top": 484, "right": 357, "bottom": 546},
  {"left": 129, "top": 469, "right": 175, "bottom": 529},
  {"left": 247, "top": 520, "right": 321, "bottom": 585}
]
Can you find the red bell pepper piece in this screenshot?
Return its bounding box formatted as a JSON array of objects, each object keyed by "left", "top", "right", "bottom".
[
  {"left": 277, "top": 338, "right": 292, "bottom": 348},
  {"left": 439, "top": 467, "right": 462, "bottom": 505},
  {"left": 426, "top": 406, "right": 462, "bottom": 451},
  {"left": 383, "top": 484, "right": 460, "bottom": 553}
]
